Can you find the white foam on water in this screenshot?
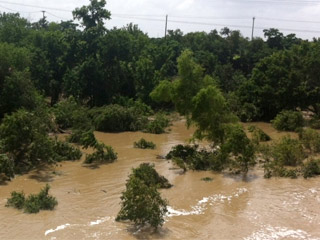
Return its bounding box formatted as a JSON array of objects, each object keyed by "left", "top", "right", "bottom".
[
  {"left": 45, "top": 224, "right": 71, "bottom": 236},
  {"left": 89, "top": 216, "right": 111, "bottom": 226},
  {"left": 244, "top": 225, "right": 320, "bottom": 240},
  {"left": 167, "top": 188, "right": 248, "bottom": 217}
]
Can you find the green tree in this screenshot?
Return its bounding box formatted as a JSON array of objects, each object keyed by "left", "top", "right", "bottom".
[{"left": 116, "top": 176, "right": 168, "bottom": 229}]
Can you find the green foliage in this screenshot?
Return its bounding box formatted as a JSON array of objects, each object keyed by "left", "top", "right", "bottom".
[
  {"left": 271, "top": 110, "right": 304, "bottom": 132},
  {"left": 223, "top": 124, "right": 256, "bottom": 174},
  {"left": 92, "top": 104, "right": 147, "bottom": 132},
  {"left": 131, "top": 163, "right": 172, "bottom": 189},
  {"left": 68, "top": 129, "right": 98, "bottom": 149},
  {"left": 0, "top": 71, "right": 40, "bottom": 117},
  {"left": 53, "top": 97, "right": 90, "bottom": 129},
  {"left": 166, "top": 145, "right": 216, "bottom": 171},
  {"left": 84, "top": 143, "right": 117, "bottom": 164},
  {"left": 134, "top": 138, "right": 156, "bottom": 149},
  {"left": 0, "top": 154, "right": 14, "bottom": 181},
  {"left": 0, "top": 109, "right": 55, "bottom": 170},
  {"left": 145, "top": 113, "right": 170, "bottom": 134},
  {"left": 191, "top": 85, "right": 238, "bottom": 144},
  {"left": 150, "top": 80, "right": 174, "bottom": 103},
  {"left": 201, "top": 177, "right": 213, "bottom": 182},
  {"left": 272, "top": 136, "right": 305, "bottom": 166},
  {"left": 6, "top": 184, "right": 58, "bottom": 213},
  {"left": 116, "top": 175, "right": 168, "bottom": 228},
  {"left": 53, "top": 140, "right": 82, "bottom": 161},
  {"left": 302, "top": 159, "right": 320, "bottom": 179},
  {"left": 6, "top": 191, "right": 25, "bottom": 209},
  {"left": 299, "top": 128, "right": 320, "bottom": 153}
]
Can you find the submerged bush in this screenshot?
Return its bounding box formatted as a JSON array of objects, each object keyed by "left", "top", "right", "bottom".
[
  {"left": 131, "top": 163, "right": 172, "bottom": 189},
  {"left": 302, "top": 159, "right": 320, "bottom": 178},
  {"left": 92, "top": 104, "right": 148, "bottom": 132},
  {"left": 145, "top": 113, "right": 170, "bottom": 134},
  {"left": 272, "top": 136, "right": 305, "bottom": 166},
  {"left": 53, "top": 140, "right": 82, "bottom": 161},
  {"left": 134, "top": 138, "right": 156, "bottom": 149},
  {"left": 84, "top": 143, "right": 117, "bottom": 164},
  {"left": 271, "top": 110, "right": 304, "bottom": 131},
  {"left": 116, "top": 166, "right": 168, "bottom": 228},
  {"left": 6, "top": 184, "right": 58, "bottom": 213},
  {"left": 299, "top": 128, "right": 320, "bottom": 153},
  {"left": 68, "top": 129, "right": 97, "bottom": 149},
  {"left": 6, "top": 191, "right": 25, "bottom": 209}
]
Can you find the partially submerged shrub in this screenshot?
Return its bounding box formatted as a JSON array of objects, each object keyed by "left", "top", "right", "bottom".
[
  {"left": 53, "top": 140, "right": 82, "bottom": 161},
  {"left": 302, "top": 159, "right": 320, "bottom": 178},
  {"left": 116, "top": 170, "right": 168, "bottom": 228},
  {"left": 272, "top": 136, "right": 305, "bottom": 166},
  {"left": 68, "top": 129, "right": 97, "bottom": 149},
  {"left": 6, "top": 184, "right": 58, "bottom": 213},
  {"left": 84, "top": 143, "right": 117, "bottom": 164},
  {"left": 271, "top": 110, "right": 304, "bottom": 131},
  {"left": 131, "top": 163, "right": 172, "bottom": 189},
  {"left": 201, "top": 177, "right": 213, "bottom": 182},
  {"left": 299, "top": 128, "right": 320, "bottom": 153},
  {"left": 6, "top": 191, "right": 25, "bottom": 209},
  {"left": 145, "top": 113, "right": 170, "bottom": 134},
  {"left": 134, "top": 138, "right": 156, "bottom": 149},
  {"left": 92, "top": 104, "right": 148, "bottom": 132}
]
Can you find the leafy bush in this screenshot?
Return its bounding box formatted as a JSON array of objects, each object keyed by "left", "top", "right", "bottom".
[
  {"left": 134, "top": 138, "right": 156, "bottom": 149},
  {"left": 271, "top": 110, "right": 304, "bottom": 131},
  {"left": 201, "top": 177, "right": 213, "bottom": 182},
  {"left": 116, "top": 175, "right": 168, "bottom": 228},
  {"left": 272, "top": 136, "right": 305, "bottom": 166},
  {"left": 53, "top": 140, "right": 82, "bottom": 161},
  {"left": 309, "top": 116, "right": 320, "bottom": 129},
  {"left": 0, "top": 154, "right": 14, "bottom": 180},
  {"left": 84, "top": 143, "right": 117, "bottom": 164},
  {"left": 166, "top": 144, "right": 216, "bottom": 171},
  {"left": 92, "top": 104, "right": 148, "bottom": 132},
  {"left": 131, "top": 163, "right": 172, "bottom": 189},
  {"left": 0, "top": 110, "right": 56, "bottom": 171},
  {"left": 67, "top": 129, "right": 97, "bottom": 149},
  {"left": 223, "top": 124, "right": 256, "bottom": 174},
  {"left": 145, "top": 113, "right": 170, "bottom": 134},
  {"left": 6, "top": 191, "right": 25, "bottom": 209},
  {"left": 302, "top": 159, "right": 320, "bottom": 178},
  {"left": 112, "top": 96, "right": 153, "bottom": 116},
  {"left": 53, "top": 97, "right": 91, "bottom": 129},
  {"left": 299, "top": 128, "right": 320, "bottom": 153},
  {"left": 6, "top": 184, "right": 58, "bottom": 213}
]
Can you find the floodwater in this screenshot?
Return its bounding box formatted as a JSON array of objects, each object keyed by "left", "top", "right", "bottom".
[{"left": 0, "top": 121, "right": 319, "bottom": 240}]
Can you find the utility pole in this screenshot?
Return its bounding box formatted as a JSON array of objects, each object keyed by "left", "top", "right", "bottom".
[
  {"left": 165, "top": 15, "right": 168, "bottom": 39},
  {"left": 251, "top": 17, "right": 255, "bottom": 41},
  {"left": 41, "top": 10, "right": 46, "bottom": 19}
]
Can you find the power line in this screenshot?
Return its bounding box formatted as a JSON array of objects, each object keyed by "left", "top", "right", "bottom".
[
  {"left": 0, "top": 0, "right": 72, "bottom": 12},
  {"left": 114, "top": 16, "right": 320, "bottom": 34}
]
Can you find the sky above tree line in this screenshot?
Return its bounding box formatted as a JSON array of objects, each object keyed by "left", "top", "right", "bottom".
[{"left": 1, "top": 0, "right": 320, "bottom": 39}]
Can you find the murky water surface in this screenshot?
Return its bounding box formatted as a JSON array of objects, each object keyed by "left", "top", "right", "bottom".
[{"left": 0, "top": 121, "right": 319, "bottom": 240}]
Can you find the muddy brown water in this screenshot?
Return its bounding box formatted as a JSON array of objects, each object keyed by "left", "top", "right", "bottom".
[{"left": 0, "top": 121, "right": 319, "bottom": 240}]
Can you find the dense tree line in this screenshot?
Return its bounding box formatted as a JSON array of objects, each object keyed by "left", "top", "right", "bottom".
[{"left": 1, "top": 0, "right": 320, "bottom": 121}]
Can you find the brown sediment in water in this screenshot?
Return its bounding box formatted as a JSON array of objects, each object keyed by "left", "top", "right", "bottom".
[{"left": 0, "top": 120, "right": 319, "bottom": 240}]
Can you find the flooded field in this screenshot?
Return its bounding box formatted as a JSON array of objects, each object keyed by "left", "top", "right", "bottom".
[{"left": 0, "top": 121, "right": 319, "bottom": 240}]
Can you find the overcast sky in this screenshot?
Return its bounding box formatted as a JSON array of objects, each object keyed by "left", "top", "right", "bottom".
[{"left": 1, "top": 0, "right": 320, "bottom": 39}]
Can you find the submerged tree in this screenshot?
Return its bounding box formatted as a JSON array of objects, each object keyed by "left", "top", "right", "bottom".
[{"left": 116, "top": 164, "right": 169, "bottom": 229}]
